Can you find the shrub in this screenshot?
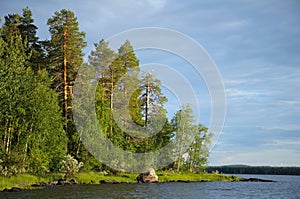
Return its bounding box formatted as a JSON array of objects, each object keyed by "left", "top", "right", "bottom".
[
  {"left": 60, "top": 154, "right": 83, "bottom": 179},
  {"left": 0, "top": 156, "right": 26, "bottom": 176}
]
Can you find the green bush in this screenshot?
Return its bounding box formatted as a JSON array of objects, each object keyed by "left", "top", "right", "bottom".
[
  {"left": 0, "top": 154, "right": 26, "bottom": 176},
  {"left": 60, "top": 154, "right": 83, "bottom": 179}
]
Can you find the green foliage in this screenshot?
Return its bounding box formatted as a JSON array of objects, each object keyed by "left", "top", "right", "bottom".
[
  {"left": 0, "top": 7, "right": 45, "bottom": 72},
  {"left": 171, "top": 105, "right": 211, "bottom": 172},
  {"left": 206, "top": 165, "right": 300, "bottom": 175},
  {"left": 74, "top": 172, "right": 138, "bottom": 184},
  {"left": 157, "top": 171, "right": 237, "bottom": 182},
  {"left": 0, "top": 8, "right": 213, "bottom": 176},
  {"left": 0, "top": 13, "right": 22, "bottom": 41},
  {"left": 0, "top": 171, "right": 239, "bottom": 190},
  {"left": 80, "top": 155, "right": 103, "bottom": 172},
  {"left": 139, "top": 72, "right": 167, "bottom": 127},
  {"left": 0, "top": 156, "right": 26, "bottom": 176},
  {"left": 60, "top": 154, "right": 83, "bottom": 179},
  {"left": 186, "top": 124, "right": 212, "bottom": 172},
  {"left": 0, "top": 34, "right": 67, "bottom": 175},
  {"left": 46, "top": 8, "right": 87, "bottom": 161},
  {"left": 46, "top": 9, "right": 86, "bottom": 85},
  {"left": 0, "top": 174, "right": 43, "bottom": 190}
]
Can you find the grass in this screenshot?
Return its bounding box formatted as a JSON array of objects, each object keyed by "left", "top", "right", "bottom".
[
  {"left": 0, "top": 172, "right": 240, "bottom": 191},
  {"left": 74, "top": 172, "right": 137, "bottom": 184},
  {"left": 0, "top": 173, "right": 64, "bottom": 190},
  {"left": 0, "top": 174, "right": 51, "bottom": 190},
  {"left": 156, "top": 171, "right": 239, "bottom": 182}
]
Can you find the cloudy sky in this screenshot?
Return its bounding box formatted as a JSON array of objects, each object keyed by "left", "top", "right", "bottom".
[{"left": 1, "top": 0, "right": 300, "bottom": 166}]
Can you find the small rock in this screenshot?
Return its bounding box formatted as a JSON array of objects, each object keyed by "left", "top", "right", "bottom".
[
  {"left": 3, "top": 187, "right": 22, "bottom": 192},
  {"left": 177, "top": 180, "right": 191, "bottom": 183},
  {"left": 31, "top": 183, "right": 45, "bottom": 187},
  {"left": 70, "top": 179, "right": 78, "bottom": 184},
  {"left": 50, "top": 181, "right": 58, "bottom": 185},
  {"left": 136, "top": 168, "right": 159, "bottom": 183},
  {"left": 100, "top": 180, "right": 120, "bottom": 184},
  {"left": 31, "top": 183, "right": 40, "bottom": 187},
  {"left": 57, "top": 179, "right": 71, "bottom": 185}
]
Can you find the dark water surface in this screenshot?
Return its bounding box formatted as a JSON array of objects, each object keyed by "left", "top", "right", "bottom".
[{"left": 1, "top": 175, "right": 299, "bottom": 199}]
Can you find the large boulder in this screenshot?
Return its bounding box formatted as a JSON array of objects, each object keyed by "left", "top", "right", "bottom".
[{"left": 136, "top": 168, "right": 158, "bottom": 183}]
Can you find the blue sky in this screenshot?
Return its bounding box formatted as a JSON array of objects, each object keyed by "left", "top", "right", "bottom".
[{"left": 1, "top": 0, "right": 300, "bottom": 166}]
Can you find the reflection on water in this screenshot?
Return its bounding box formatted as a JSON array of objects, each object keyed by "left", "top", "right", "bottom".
[{"left": 1, "top": 175, "right": 299, "bottom": 199}]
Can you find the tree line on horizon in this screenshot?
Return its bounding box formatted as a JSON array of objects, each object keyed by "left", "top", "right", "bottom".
[
  {"left": 0, "top": 7, "right": 212, "bottom": 176},
  {"left": 206, "top": 165, "right": 300, "bottom": 175}
]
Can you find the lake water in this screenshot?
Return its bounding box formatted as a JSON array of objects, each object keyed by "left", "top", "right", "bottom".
[{"left": 1, "top": 175, "right": 299, "bottom": 199}]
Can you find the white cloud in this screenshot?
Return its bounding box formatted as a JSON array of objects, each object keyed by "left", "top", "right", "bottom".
[
  {"left": 146, "top": 0, "right": 167, "bottom": 9},
  {"left": 223, "top": 79, "right": 245, "bottom": 85},
  {"left": 225, "top": 88, "right": 258, "bottom": 98},
  {"left": 211, "top": 20, "right": 247, "bottom": 31},
  {"left": 264, "top": 139, "right": 300, "bottom": 148},
  {"left": 279, "top": 100, "right": 300, "bottom": 106}
]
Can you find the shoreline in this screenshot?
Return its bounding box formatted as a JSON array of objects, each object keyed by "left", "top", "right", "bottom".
[{"left": 0, "top": 172, "right": 275, "bottom": 192}]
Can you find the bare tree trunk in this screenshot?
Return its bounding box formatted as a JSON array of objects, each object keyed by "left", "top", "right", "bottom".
[
  {"left": 189, "top": 160, "right": 193, "bottom": 172},
  {"left": 6, "top": 131, "right": 10, "bottom": 154},
  {"left": 3, "top": 119, "right": 8, "bottom": 153},
  {"left": 5, "top": 119, "right": 12, "bottom": 154},
  {"left": 145, "top": 80, "right": 150, "bottom": 127},
  {"left": 76, "top": 141, "right": 81, "bottom": 156},
  {"left": 177, "top": 158, "right": 181, "bottom": 172},
  {"left": 110, "top": 70, "right": 114, "bottom": 139}
]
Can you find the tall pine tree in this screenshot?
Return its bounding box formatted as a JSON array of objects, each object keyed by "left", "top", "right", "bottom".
[
  {"left": 89, "top": 39, "right": 116, "bottom": 138},
  {"left": 1, "top": 7, "right": 45, "bottom": 72},
  {"left": 19, "top": 7, "right": 45, "bottom": 72},
  {"left": 46, "top": 9, "right": 86, "bottom": 157}
]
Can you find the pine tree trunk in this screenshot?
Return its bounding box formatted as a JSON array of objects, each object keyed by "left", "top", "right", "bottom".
[{"left": 63, "top": 17, "right": 68, "bottom": 130}]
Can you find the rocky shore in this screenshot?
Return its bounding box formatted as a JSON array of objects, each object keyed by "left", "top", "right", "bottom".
[
  {"left": 2, "top": 177, "right": 276, "bottom": 192},
  {"left": 1, "top": 169, "right": 276, "bottom": 192}
]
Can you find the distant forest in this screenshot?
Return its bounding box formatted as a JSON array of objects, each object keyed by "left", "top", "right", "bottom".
[{"left": 206, "top": 165, "right": 300, "bottom": 175}]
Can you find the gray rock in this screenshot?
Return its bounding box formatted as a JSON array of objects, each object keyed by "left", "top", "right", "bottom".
[
  {"left": 3, "top": 187, "right": 22, "bottom": 192},
  {"left": 136, "top": 168, "right": 158, "bottom": 183}
]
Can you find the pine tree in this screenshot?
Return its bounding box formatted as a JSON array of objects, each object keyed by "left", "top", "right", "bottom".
[
  {"left": 89, "top": 39, "right": 116, "bottom": 138},
  {"left": 139, "top": 72, "right": 167, "bottom": 131},
  {"left": 132, "top": 70, "right": 168, "bottom": 169},
  {"left": 118, "top": 41, "right": 142, "bottom": 128},
  {"left": 118, "top": 40, "right": 139, "bottom": 71},
  {"left": 0, "top": 13, "right": 22, "bottom": 41},
  {"left": 19, "top": 7, "right": 45, "bottom": 72},
  {"left": 46, "top": 9, "right": 86, "bottom": 157},
  {"left": 1, "top": 7, "right": 45, "bottom": 72},
  {"left": 90, "top": 40, "right": 139, "bottom": 140},
  {"left": 18, "top": 7, "right": 38, "bottom": 46}
]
